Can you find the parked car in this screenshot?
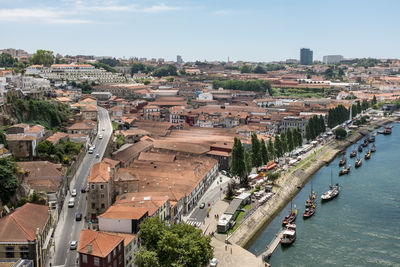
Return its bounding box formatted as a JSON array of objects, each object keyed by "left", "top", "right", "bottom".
[
  {"left": 81, "top": 186, "right": 87, "bottom": 193},
  {"left": 210, "top": 258, "right": 218, "bottom": 267},
  {"left": 199, "top": 202, "right": 205, "bottom": 209},
  {"left": 96, "top": 153, "right": 100, "bottom": 158},
  {"left": 68, "top": 198, "right": 75, "bottom": 208},
  {"left": 102, "top": 128, "right": 105, "bottom": 131},
  {"left": 99, "top": 134, "right": 103, "bottom": 139},
  {"left": 76, "top": 213, "right": 82, "bottom": 221},
  {"left": 70, "top": 240, "right": 78, "bottom": 250},
  {"left": 221, "top": 170, "right": 227, "bottom": 176},
  {"left": 71, "top": 189, "right": 77, "bottom": 197}
]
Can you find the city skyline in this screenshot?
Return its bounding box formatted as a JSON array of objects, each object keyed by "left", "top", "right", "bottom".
[{"left": 1, "top": 0, "right": 399, "bottom": 61}]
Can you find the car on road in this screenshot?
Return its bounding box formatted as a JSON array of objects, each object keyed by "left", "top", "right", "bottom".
[
  {"left": 68, "top": 198, "right": 75, "bottom": 208},
  {"left": 71, "top": 189, "right": 77, "bottom": 197},
  {"left": 199, "top": 202, "right": 205, "bottom": 209},
  {"left": 99, "top": 134, "right": 103, "bottom": 139},
  {"left": 88, "top": 147, "right": 94, "bottom": 154},
  {"left": 102, "top": 127, "right": 105, "bottom": 131},
  {"left": 96, "top": 153, "right": 100, "bottom": 158},
  {"left": 210, "top": 258, "right": 218, "bottom": 266},
  {"left": 76, "top": 213, "right": 82, "bottom": 221},
  {"left": 81, "top": 186, "right": 87, "bottom": 193},
  {"left": 221, "top": 170, "right": 227, "bottom": 176},
  {"left": 70, "top": 240, "right": 78, "bottom": 250}
]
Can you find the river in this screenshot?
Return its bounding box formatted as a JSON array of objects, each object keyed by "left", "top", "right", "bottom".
[{"left": 249, "top": 123, "right": 400, "bottom": 267}]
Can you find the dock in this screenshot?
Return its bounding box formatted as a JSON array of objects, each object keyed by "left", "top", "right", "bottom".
[{"left": 258, "top": 229, "right": 284, "bottom": 261}]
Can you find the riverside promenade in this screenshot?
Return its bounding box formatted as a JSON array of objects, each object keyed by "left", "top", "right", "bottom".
[{"left": 228, "top": 117, "right": 396, "bottom": 251}]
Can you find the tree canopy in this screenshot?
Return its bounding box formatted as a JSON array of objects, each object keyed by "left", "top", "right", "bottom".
[
  {"left": 31, "top": 50, "right": 54, "bottom": 67},
  {"left": 212, "top": 79, "right": 272, "bottom": 95},
  {"left": 135, "top": 217, "right": 213, "bottom": 267},
  {"left": 230, "top": 137, "right": 247, "bottom": 185},
  {"left": 0, "top": 157, "right": 18, "bottom": 204},
  {"left": 0, "top": 53, "right": 17, "bottom": 67},
  {"left": 251, "top": 132, "right": 262, "bottom": 168},
  {"left": 153, "top": 65, "right": 177, "bottom": 77}
]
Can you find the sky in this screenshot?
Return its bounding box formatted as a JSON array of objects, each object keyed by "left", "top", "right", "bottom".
[{"left": 0, "top": 0, "right": 399, "bottom": 62}]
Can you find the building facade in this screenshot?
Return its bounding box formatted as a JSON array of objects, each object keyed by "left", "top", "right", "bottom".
[{"left": 300, "top": 48, "right": 313, "bottom": 65}]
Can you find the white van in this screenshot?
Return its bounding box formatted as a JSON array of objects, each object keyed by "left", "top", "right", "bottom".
[{"left": 68, "top": 197, "right": 75, "bottom": 208}]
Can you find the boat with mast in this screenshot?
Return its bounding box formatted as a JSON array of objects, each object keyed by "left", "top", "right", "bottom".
[
  {"left": 280, "top": 224, "right": 296, "bottom": 246},
  {"left": 321, "top": 170, "right": 339, "bottom": 202},
  {"left": 362, "top": 138, "right": 369, "bottom": 147},
  {"left": 282, "top": 202, "right": 297, "bottom": 225},
  {"left": 339, "top": 156, "right": 347, "bottom": 166},
  {"left": 303, "top": 180, "right": 316, "bottom": 218},
  {"left": 355, "top": 152, "right": 362, "bottom": 168},
  {"left": 371, "top": 144, "right": 376, "bottom": 152},
  {"left": 339, "top": 165, "right": 351, "bottom": 176},
  {"left": 350, "top": 146, "right": 357, "bottom": 158},
  {"left": 365, "top": 149, "right": 371, "bottom": 160},
  {"left": 358, "top": 144, "right": 363, "bottom": 152}
]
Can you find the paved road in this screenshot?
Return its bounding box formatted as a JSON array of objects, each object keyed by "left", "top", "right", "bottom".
[
  {"left": 185, "top": 174, "right": 231, "bottom": 227},
  {"left": 51, "top": 107, "right": 112, "bottom": 267}
]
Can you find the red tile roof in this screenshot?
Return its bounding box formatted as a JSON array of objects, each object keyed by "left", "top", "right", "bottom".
[
  {"left": 98, "top": 205, "right": 148, "bottom": 220},
  {"left": 77, "top": 230, "right": 123, "bottom": 258}
]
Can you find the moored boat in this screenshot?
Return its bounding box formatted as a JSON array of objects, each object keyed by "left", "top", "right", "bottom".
[
  {"left": 321, "top": 170, "right": 339, "bottom": 202},
  {"left": 355, "top": 158, "right": 362, "bottom": 168},
  {"left": 339, "top": 156, "right": 347, "bottom": 166},
  {"left": 362, "top": 139, "right": 369, "bottom": 147},
  {"left": 350, "top": 150, "right": 357, "bottom": 158},
  {"left": 365, "top": 150, "right": 371, "bottom": 159},
  {"left": 371, "top": 144, "right": 376, "bottom": 152},
  {"left": 282, "top": 203, "right": 297, "bottom": 225},
  {"left": 339, "top": 165, "right": 351, "bottom": 176},
  {"left": 383, "top": 126, "right": 392, "bottom": 135},
  {"left": 280, "top": 224, "right": 296, "bottom": 246},
  {"left": 303, "top": 181, "right": 316, "bottom": 218},
  {"left": 368, "top": 135, "right": 375, "bottom": 142},
  {"left": 358, "top": 144, "right": 363, "bottom": 152}
]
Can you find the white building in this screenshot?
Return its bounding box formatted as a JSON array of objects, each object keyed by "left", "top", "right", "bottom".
[{"left": 323, "top": 55, "right": 344, "bottom": 64}]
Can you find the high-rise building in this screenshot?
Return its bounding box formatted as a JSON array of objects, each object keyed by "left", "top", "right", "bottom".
[
  {"left": 177, "top": 55, "right": 183, "bottom": 64},
  {"left": 322, "top": 55, "right": 344, "bottom": 64},
  {"left": 300, "top": 48, "right": 313, "bottom": 65}
]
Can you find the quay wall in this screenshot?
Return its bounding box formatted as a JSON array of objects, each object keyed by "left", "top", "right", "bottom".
[{"left": 228, "top": 117, "right": 397, "bottom": 250}]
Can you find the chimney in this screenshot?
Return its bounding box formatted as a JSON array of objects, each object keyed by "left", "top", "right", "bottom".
[{"left": 88, "top": 244, "right": 92, "bottom": 254}]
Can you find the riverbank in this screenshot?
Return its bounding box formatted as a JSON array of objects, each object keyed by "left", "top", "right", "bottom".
[{"left": 228, "top": 116, "right": 398, "bottom": 250}]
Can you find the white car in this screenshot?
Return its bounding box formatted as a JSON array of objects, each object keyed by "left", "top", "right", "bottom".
[
  {"left": 70, "top": 240, "right": 78, "bottom": 250},
  {"left": 99, "top": 134, "right": 103, "bottom": 139},
  {"left": 102, "top": 128, "right": 105, "bottom": 131},
  {"left": 210, "top": 258, "right": 218, "bottom": 267},
  {"left": 71, "top": 189, "right": 77, "bottom": 197}
]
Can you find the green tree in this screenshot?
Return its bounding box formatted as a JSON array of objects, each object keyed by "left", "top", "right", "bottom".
[
  {"left": 372, "top": 95, "right": 377, "bottom": 105},
  {"left": 136, "top": 217, "right": 213, "bottom": 267},
  {"left": 267, "top": 138, "right": 275, "bottom": 160},
  {"left": 244, "top": 149, "right": 252, "bottom": 176},
  {"left": 251, "top": 132, "right": 261, "bottom": 167},
  {"left": 240, "top": 64, "right": 253, "bottom": 73},
  {"left": 153, "top": 65, "right": 177, "bottom": 77},
  {"left": 131, "top": 63, "right": 146, "bottom": 75},
  {"left": 334, "top": 127, "right": 347, "bottom": 139},
  {"left": 212, "top": 79, "right": 272, "bottom": 95},
  {"left": 230, "top": 137, "right": 246, "bottom": 182},
  {"left": 361, "top": 99, "right": 369, "bottom": 110},
  {"left": 294, "top": 127, "right": 303, "bottom": 147},
  {"left": 286, "top": 128, "right": 294, "bottom": 152},
  {"left": 134, "top": 247, "right": 161, "bottom": 267},
  {"left": 319, "top": 115, "right": 326, "bottom": 133},
  {"left": 305, "top": 124, "right": 312, "bottom": 141},
  {"left": 253, "top": 65, "right": 267, "bottom": 74},
  {"left": 274, "top": 135, "right": 283, "bottom": 158},
  {"left": 280, "top": 131, "right": 287, "bottom": 154},
  {"left": 0, "top": 53, "right": 17, "bottom": 67},
  {"left": 0, "top": 157, "right": 19, "bottom": 204},
  {"left": 31, "top": 50, "right": 54, "bottom": 67},
  {"left": 260, "top": 138, "right": 268, "bottom": 165},
  {"left": 36, "top": 140, "right": 56, "bottom": 158}
]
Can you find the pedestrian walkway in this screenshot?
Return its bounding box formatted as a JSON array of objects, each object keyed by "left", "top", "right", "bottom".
[{"left": 186, "top": 219, "right": 203, "bottom": 228}]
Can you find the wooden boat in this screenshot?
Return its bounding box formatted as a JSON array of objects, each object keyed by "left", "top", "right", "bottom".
[
  {"left": 339, "top": 156, "right": 347, "bottom": 166},
  {"left": 365, "top": 150, "right": 371, "bottom": 159},
  {"left": 350, "top": 150, "right": 357, "bottom": 158},
  {"left": 339, "top": 165, "right": 351, "bottom": 176},
  {"left": 355, "top": 158, "right": 362, "bottom": 168},
  {"left": 368, "top": 135, "right": 375, "bottom": 142},
  {"left": 358, "top": 144, "right": 363, "bottom": 152},
  {"left": 280, "top": 224, "right": 296, "bottom": 246},
  {"left": 371, "top": 144, "right": 376, "bottom": 152},
  {"left": 378, "top": 129, "right": 385, "bottom": 134},
  {"left": 282, "top": 203, "right": 297, "bottom": 225},
  {"left": 303, "top": 181, "right": 316, "bottom": 218},
  {"left": 321, "top": 171, "right": 339, "bottom": 202},
  {"left": 383, "top": 126, "right": 392, "bottom": 135},
  {"left": 362, "top": 139, "right": 369, "bottom": 147}
]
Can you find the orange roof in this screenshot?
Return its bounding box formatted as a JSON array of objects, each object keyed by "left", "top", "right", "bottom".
[
  {"left": 0, "top": 203, "right": 49, "bottom": 242},
  {"left": 102, "top": 232, "right": 135, "bottom": 247},
  {"left": 88, "top": 162, "right": 111, "bottom": 183},
  {"left": 77, "top": 230, "right": 124, "bottom": 258},
  {"left": 115, "top": 192, "right": 169, "bottom": 217},
  {"left": 98, "top": 205, "right": 148, "bottom": 220},
  {"left": 25, "top": 125, "right": 44, "bottom": 134},
  {"left": 6, "top": 134, "right": 35, "bottom": 141},
  {"left": 83, "top": 104, "right": 98, "bottom": 112},
  {"left": 46, "top": 132, "right": 68, "bottom": 145}
]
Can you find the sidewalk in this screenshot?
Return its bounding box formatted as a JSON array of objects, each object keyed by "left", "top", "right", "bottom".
[{"left": 199, "top": 197, "right": 264, "bottom": 267}]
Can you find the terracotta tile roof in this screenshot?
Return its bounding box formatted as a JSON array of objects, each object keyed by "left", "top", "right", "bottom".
[
  {"left": 98, "top": 205, "right": 148, "bottom": 220},
  {"left": 25, "top": 125, "right": 44, "bottom": 134},
  {"left": 112, "top": 140, "right": 153, "bottom": 165},
  {"left": 88, "top": 162, "right": 111, "bottom": 183},
  {"left": 115, "top": 192, "right": 169, "bottom": 217},
  {"left": 68, "top": 120, "right": 96, "bottom": 130},
  {"left": 102, "top": 232, "right": 135, "bottom": 247},
  {"left": 114, "top": 168, "right": 138, "bottom": 182},
  {"left": 46, "top": 132, "right": 68, "bottom": 145},
  {"left": 103, "top": 158, "right": 120, "bottom": 169},
  {"left": 77, "top": 230, "right": 123, "bottom": 258},
  {"left": 137, "top": 152, "right": 176, "bottom": 163},
  {"left": 83, "top": 104, "right": 98, "bottom": 112},
  {"left": 0, "top": 203, "right": 49, "bottom": 242}
]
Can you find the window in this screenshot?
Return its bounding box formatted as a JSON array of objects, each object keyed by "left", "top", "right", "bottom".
[
  {"left": 94, "top": 257, "right": 100, "bottom": 266},
  {"left": 119, "top": 243, "right": 122, "bottom": 250},
  {"left": 20, "top": 246, "right": 29, "bottom": 259},
  {"left": 91, "top": 184, "right": 95, "bottom": 190},
  {"left": 101, "top": 193, "right": 105, "bottom": 199},
  {"left": 6, "top": 246, "right": 14, "bottom": 258},
  {"left": 91, "top": 203, "right": 96, "bottom": 209},
  {"left": 108, "top": 254, "right": 111, "bottom": 263},
  {"left": 101, "top": 203, "right": 105, "bottom": 209},
  {"left": 100, "top": 184, "right": 104, "bottom": 190},
  {"left": 82, "top": 254, "right": 88, "bottom": 263},
  {"left": 119, "top": 254, "right": 122, "bottom": 263},
  {"left": 113, "top": 248, "right": 116, "bottom": 256},
  {"left": 91, "top": 193, "right": 95, "bottom": 199},
  {"left": 113, "top": 260, "right": 117, "bottom": 267}
]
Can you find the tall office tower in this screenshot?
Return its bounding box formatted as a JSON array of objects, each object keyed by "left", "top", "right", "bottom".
[{"left": 300, "top": 48, "right": 313, "bottom": 65}]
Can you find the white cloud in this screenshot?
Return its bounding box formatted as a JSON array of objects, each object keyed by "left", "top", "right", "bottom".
[
  {"left": 141, "top": 3, "right": 182, "bottom": 13},
  {"left": 0, "top": 8, "right": 91, "bottom": 24},
  {"left": 213, "top": 9, "right": 233, "bottom": 15}
]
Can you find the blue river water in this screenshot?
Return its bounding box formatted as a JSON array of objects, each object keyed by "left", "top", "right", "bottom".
[{"left": 249, "top": 123, "right": 400, "bottom": 267}]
